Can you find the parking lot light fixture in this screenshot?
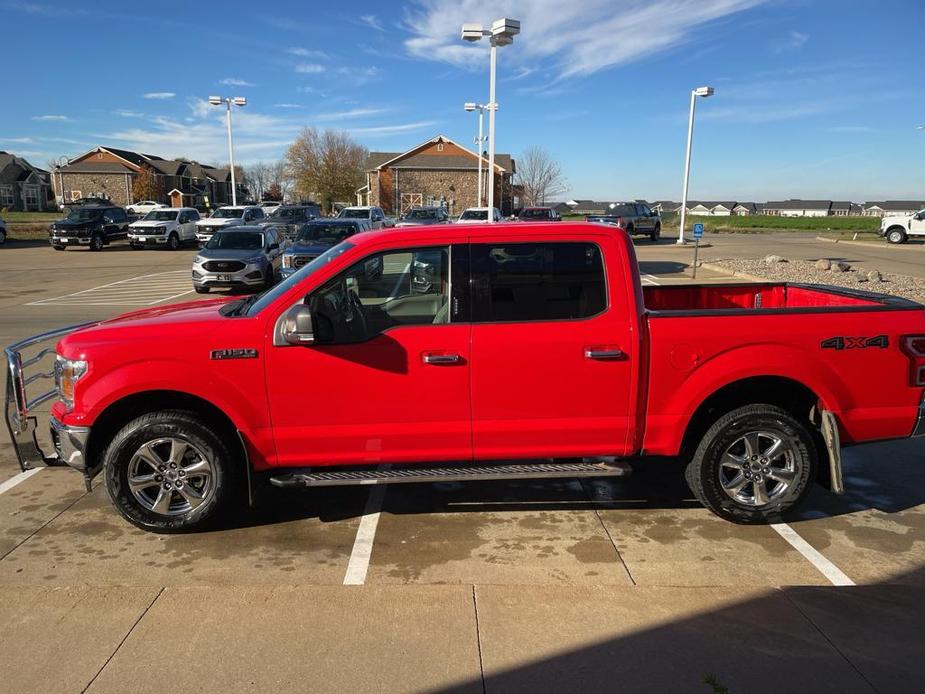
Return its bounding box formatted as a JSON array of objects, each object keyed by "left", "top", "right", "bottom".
[
  {"left": 208, "top": 95, "right": 247, "bottom": 206},
  {"left": 461, "top": 17, "right": 520, "bottom": 221},
  {"left": 678, "top": 85, "right": 714, "bottom": 244},
  {"left": 465, "top": 102, "right": 489, "bottom": 206}
]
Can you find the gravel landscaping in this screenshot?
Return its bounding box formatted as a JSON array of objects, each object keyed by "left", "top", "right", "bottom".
[{"left": 707, "top": 256, "right": 925, "bottom": 305}]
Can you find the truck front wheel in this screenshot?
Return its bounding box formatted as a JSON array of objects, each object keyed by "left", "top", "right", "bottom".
[
  {"left": 104, "top": 410, "right": 237, "bottom": 533},
  {"left": 685, "top": 404, "right": 816, "bottom": 524},
  {"left": 886, "top": 227, "right": 907, "bottom": 244}
]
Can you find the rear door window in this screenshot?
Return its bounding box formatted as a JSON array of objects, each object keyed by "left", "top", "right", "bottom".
[{"left": 470, "top": 242, "right": 607, "bottom": 322}]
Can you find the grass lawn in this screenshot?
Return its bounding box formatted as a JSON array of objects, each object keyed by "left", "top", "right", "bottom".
[
  {"left": 662, "top": 214, "right": 880, "bottom": 233},
  {"left": 1, "top": 211, "right": 61, "bottom": 223}
]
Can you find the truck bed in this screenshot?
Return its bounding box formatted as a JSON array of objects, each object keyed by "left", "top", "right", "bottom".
[{"left": 643, "top": 282, "right": 919, "bottom": 313}]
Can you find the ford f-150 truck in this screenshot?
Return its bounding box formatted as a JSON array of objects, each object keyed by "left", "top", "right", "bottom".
[{"left": 7, "top": 223, "right": 925, "bottom": 532}]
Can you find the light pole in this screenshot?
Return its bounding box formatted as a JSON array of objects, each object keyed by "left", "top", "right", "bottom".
[
  {"left": 462, "top": 18, "right": 520, "bottom": 221},
  {"left": 677, "top": 86, "right": 714, "bottom": 244},
  {"left": 209, "top": 95, "right": 247, "bottom": 206},
  {"left": 464, "top": 102, "right": 489, "bottom": 206}
]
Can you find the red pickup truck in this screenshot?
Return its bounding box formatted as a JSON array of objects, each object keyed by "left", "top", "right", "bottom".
[{"left": 7, "top": 223, "right": 925, "bottom": 532}]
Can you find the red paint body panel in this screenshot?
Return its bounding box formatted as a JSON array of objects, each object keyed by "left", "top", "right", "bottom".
[{"left": 53, "top": 222, "right": 925, "bottom": 474}]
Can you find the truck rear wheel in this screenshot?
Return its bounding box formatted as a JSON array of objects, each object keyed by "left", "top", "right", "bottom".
[
  {"left": 651, "top": 223, "right": 661, "bottom": 242},
  {"left": 685, "top": 404, "right": 816, "bottom": 524},
  {"left": 104, "top": 410, "right": 237, "bottom": 533}
]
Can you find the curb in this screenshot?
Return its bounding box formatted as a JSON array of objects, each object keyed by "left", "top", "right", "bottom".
[
  {"left": 814, "top": 235, "right": 917, "bottom": 250},
  {"left": 698, "top": 261, "right": 766, "bottom": 283}
]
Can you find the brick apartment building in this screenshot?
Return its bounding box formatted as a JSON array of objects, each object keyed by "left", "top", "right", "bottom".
[
  {"left": 51, "top": 146, "right": 237, "bottom": 209},
  {"left": 358, "top": 135, "right": 515, "bottom": 215}
]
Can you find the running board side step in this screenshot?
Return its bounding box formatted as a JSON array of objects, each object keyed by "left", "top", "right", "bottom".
[{"left": 269, "top": 460, "right": 632, "bottom": 488}]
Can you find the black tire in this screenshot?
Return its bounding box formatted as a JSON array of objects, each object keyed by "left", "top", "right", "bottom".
[
  {"left": 53, "top": 244, "right": 66, "bottom": 251},
  {"left": 194, "top": 285, "right": 210, "bottom": 294},
  {"left": 167, "top": 232, "right": 179, "bottom": 250},
  {"left": 0, "top": 228, "right": 6, "bottom": 244},
  {"left": 89, "top": 233, "right": 104, "bottom": 252},
  {"left": 104, "top": 410, "right": 238, "bottom": 533},
  {"left": 886, "top": 227, "right": 907, "bottom": 244},
  {"left": 651, "top": 224, "right": 661, "bottom": 242},
  {"left": 685, "top": 404, "right": 816, "bottom": 524}
]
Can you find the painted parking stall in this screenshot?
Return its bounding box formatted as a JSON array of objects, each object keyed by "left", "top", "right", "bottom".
[{"left": 27, "top": 270, "right": 194, "bottom": 307}]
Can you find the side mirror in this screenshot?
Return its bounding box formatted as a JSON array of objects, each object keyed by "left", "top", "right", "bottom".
[
  {"left": 281, "top": 305, "right": 314, "bottom": 345},
  {"left": 269, "top": 242, "right": 279, "bottom": 251}
]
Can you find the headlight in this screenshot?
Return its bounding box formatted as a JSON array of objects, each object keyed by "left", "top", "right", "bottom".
[
  {"left": 194, "top": 255, "right": 205, "bottom": 264},
  {"left": 55, "top": 356, "right": 87, "bottom": 409}
]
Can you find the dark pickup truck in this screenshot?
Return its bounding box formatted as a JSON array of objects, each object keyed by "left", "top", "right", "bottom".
[
  {"left": 587, "top": 202, "right": 660, "bottom": 241},
  {"left": 49, "top": 205, "right": 130, "bottom": 251}
]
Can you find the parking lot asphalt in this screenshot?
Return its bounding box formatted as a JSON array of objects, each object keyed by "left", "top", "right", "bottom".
[{"left": 2, "top": 233, "right": 924, "bottom": 693}]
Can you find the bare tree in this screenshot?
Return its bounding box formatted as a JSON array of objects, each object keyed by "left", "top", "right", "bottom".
[
  {"left": 516, "top": 146, "right": 568, "bottom": 207},
  {"left": 286, "top": 128, "right": 367, "bottom": 213},
  {"left": 245, "top": 162, "right": 271, "bottom": 201}
]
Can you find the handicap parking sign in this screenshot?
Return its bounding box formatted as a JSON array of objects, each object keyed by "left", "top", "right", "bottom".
[{"left": 692, "top": 223, "right": 704, "bottom": 240}]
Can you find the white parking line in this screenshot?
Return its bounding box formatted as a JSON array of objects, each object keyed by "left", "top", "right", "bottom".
[
  {"left": 771, "top": 522, "right": 855, "bottom": 586},
  {"left": 28, "top": 270, "right": 193, "bottom": 307},
  {"left": 343, "top": 478, "right": 388, "bottom": 586},
  {"left": 0, "top": 467, "right": 44, "bottom": 495}
]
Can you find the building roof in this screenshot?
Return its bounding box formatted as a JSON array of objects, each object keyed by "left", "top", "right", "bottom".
[
  {"left": 0, "top": 151, "right": 49, "bottom": 183},
  {"left": 764, "top": 199, "right": 832, "bottom": 210},
  {"left": 863, "top": 200, "right": 925, "bottom": 211},
  {"left": 148, "top": 159, "right": 185, "bottom": 176},
  {"left": 57, "top": 161, "right": 137, "bottom": 175},
  {"left": 688, "top": 201, "right": 737, "bottom": 210},
  {"left": 366, "top": 134, "right": 513, "bottom": 173}
]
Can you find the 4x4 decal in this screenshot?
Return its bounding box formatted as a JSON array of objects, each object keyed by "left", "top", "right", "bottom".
[{"left": 821, "top": 335, "right": 889, "bottom": 350}]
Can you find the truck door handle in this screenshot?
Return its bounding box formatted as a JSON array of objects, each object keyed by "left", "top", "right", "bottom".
[
  {"left": 584, "top": 348, "right": 624, "bottom": 360},
  {"left": 423, "top": 353, "right": 462, "bottom": 365}
]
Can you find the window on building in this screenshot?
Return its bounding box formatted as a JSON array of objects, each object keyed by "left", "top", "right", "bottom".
[
  {"left": 0, "top": 185, "right": 14, "bottom": 208},
  {"left": 470, "top": 242, "right": 607, "bottom": 322},
  {"left": 23, "top": 185, "right": 39, "bottom": 210}
]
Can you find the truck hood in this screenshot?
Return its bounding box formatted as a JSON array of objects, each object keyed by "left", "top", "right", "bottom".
[
  {"left": 56, "top": 298, "right": 235, "bottom": 356},
  {"left": 197, "top": 218, "right": 241, "bottom": 227},
  {"left": 51, "top": 219, "right": 98, "bottom": 231},
  {"left": 130, "top": 220, "right": 174, "bottom": 229},
  {"left": 287, "top": 242, "right": 334, "bottom": 255},
  {"left": 197, "top": 247, "right": 265, "bottom": 261}
]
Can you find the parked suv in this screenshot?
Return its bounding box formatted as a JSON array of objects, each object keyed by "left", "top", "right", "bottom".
[
  {"left": 587, "top": 202, "right": 661, "bottom": 241},
  {"left": 337, "top": 205, "right": 387, "bottom": 229},
  {"left": 394, "top": 206, "right": 450, "bottom": 228},
  {"left": 518, "top": 206, "right": 562, "bottom": 222},
  {"left": 192, "top": 226, "right": 284, "bottom": 293},
  {"left": 880, "top": 209, "right": 925, "bottom": 244},
  {"left": 49, "top": 205, "right": 129, "bottom": 251},
  {"left": 260, "top": 204, "right": 322, "bottom": 240},
  {"left": 195, "top": 205, "right": 265, "bottom": 243},
  {"left": 128, "top": 207, "right": 200, "bottom": 250},
  {"left": 280, "top": 219, "right": 371, "bottom": 279}
]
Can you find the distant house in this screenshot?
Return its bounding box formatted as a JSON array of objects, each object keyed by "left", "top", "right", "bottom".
[
  {"left": 0, "top": 151, "right": 54, "bottom": 211},
  {"left": 763, "top": 200, "right": 832, "bottom": 217},
  {"left": 829, "top": 201, "right": 857, "bottom": 217},
  {"left": 551, "top": 202, "right": 572, "bottom": 215},
  {"left": 651, "top": 201, "right": 680, "bottom": 215},
  {"left": 360, "top": 134, "right": 515, "bottom": 215},
  {"left": 862, "top": 201, "right": 925, "bottom": 217},
  {"left": 733, "top": 202, "right": 758, "bottom": 215},
  {"left": 686, "top": 201, "right": 736, "bottom": 216},
  {"left": 51, "top": 146, "right": 238, "bottom": 209},
  {"left": 565, "top": 199, "right": 613, "bottom": 215}
]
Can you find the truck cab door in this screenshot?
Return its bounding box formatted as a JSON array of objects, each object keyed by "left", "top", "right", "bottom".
[
  {"left": 910, "top": 211, "right": 925, "bottom": 236},
  {"left": 469, "top": 237, "right": 636, "bottom": 459},
  {"left": 264, "top": 243, "right": 472, "bottom": 466}
]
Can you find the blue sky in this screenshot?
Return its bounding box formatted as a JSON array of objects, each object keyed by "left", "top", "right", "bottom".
[{"left": 1, "top": 0, "right": 923, "bottom": 201}]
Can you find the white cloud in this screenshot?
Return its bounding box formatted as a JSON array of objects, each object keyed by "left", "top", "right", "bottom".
[
  {"left": 220, "top": 77, "right": 255, "bottom": 87},
  {"left": 274, "top": 103, "right": 303, "bottom": 108},
  {"left": 359, "top": 14, "right": 384, "bottom": 31},
  {"left": 335, "top": 66, "right": 381, "bottom": 85},
  {"left": 346, "top": 121, "right": 437, "bottom": 136},
  {"left": 115, "top": 110, "right": 144, "bottom": 118},
  {"left": 403, "top": 0, "right": 767, "bottom": 78},
  {"left": 143, "top": 92, "right": 176, "bottom": 100},
  {"left": 0, "top": 136, "right": 35, "bottom": 143},
  {"left": 31, "top": 114, "right": 71, "bottom": 121},
  {"left": 288, "top": 47, "right": 329, "bottom": 59},
  {"left": 772, "top": 30, "right": 809, "bottom": 53},
  {"left": 295, "top": 63, "right": 325, "bottom": 74},
  {"left": 312, "top": 108, "right": 386, "bottom": 121}
]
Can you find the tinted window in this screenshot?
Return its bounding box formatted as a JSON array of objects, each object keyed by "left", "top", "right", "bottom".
[
  {"left": 470, "top": 242, "right": 606, "bottom": 322},
  {"left": 460, "top": 209, "right": 488, "bottom": 221},
  {"left": 339, "top": 208, "right": 369, "bottom": 219},
  {"left": 298, "top": 223, "right": 356, "bottom": 244},
  {"left": 110, "top": 209, "right": 126, "bottom": 222}
]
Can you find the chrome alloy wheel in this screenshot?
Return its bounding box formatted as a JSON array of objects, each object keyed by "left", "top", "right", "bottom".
[
  {"left": 126, "top": 437, "right": 214, "bottom": 516},
  {"left": 718, "top": 431, "right": 800, "bottom": 507}
]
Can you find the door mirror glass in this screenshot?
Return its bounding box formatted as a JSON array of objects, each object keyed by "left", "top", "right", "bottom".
[
  {"left": 269, "top": 242, "right": 280, "bottom": 251},
  {"left": 281, "top": 305, "right": 315, "bottom": 345}
]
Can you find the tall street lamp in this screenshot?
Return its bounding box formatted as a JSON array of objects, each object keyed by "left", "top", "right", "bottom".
[
  {"left": 462, "top": 17, "right": 520, "bottom": 221},
  {"left": 464, "top": 102, "right": 489, "bottom": 206},
  {"left": 678, "top": 86, "right": 714, "bottom": 244},
  {"left": 209, "top": 95, "right": 247, "bottom": 206}
]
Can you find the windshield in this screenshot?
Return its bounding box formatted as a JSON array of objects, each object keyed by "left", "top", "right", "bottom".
[
  {"left": 269, "top": 207, "right": 306, "bottom": 219},
  {"left": 406, "top": 209, "right": 438, "bottom": 220},
  {"left": 604, "top": 204, "right": 634, "bottom": 217},
  {"left": 460, "top": 209, "right": 487, "bottom": 220},
  {"left": 339, "top": 208, "right": 369, "bottom": 219},
  {"left": 244, "top": 242, "right": 355, "bottom": 316},
  {"left": 296, "top": 224, "right": 353, "bottom": 245},
  {"left": 205, "top": 231, "right": 264, "bottom": 250},
  {"left": 520, "top": 208, "right": 549, "bottom": 219},
  {"left": 64, "top": 208, "right": 103, "bottom": 221},
  {"left": 211, "top": 208, "right": 245, "bottom": 219},
  {"left": 143, "top": 210, "right": 178, "bottom": 221}
]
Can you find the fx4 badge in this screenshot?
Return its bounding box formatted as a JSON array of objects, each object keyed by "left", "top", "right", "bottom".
[
  {"left": 821, "top": 335, "right": 888, "bottom": 351},
  {"left": 211, "top": 348, "right": 259, "bottom": 360}
]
